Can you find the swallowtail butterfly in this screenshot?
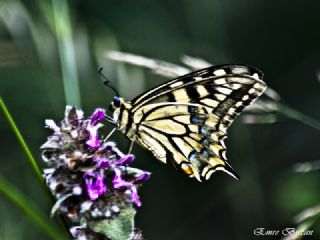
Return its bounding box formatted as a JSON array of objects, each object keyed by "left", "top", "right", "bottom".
[{"left": 107, "top": 64, "right": 267, "bottom": 181}]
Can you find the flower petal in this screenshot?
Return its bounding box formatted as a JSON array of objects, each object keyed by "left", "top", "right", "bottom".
[
  {"left": 130, "top": 186, "right": 141, "bottom": 207},
  {"left": 45, "top": 119, "right": 60, "bottom": 132},
  {"left": 134, "top": 172, "right": 151, "bottom": 184},
  {"left": 84, "top": 171, "right": 107, "bottom": 200},
  {"left": 113, "top": 168, "right": 131, "bottom": 189},
  {"left": 90, "top": 108, "right": 106, "bottom": 126},
  {"left": 86, "top": 125, "right": 101, "bottom": 148},
  {"left": 97, "top": 159, "right": 111, "bottom": 169},
  {"left": 115, "top": 154, "right": 134, "bottom": 165}
]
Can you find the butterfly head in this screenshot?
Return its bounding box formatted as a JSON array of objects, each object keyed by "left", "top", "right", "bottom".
[
  {"left": 109, "top": 96, "right": 122, "bottom": 112},
  {"left": 109, "top": 96, "right": 132, "bottom": 126}
]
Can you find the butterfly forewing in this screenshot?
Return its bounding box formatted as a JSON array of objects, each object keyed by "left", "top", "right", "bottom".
[
  {"left": 117, "top": 64, "right": 266, "bottom": 181},
  {"left": 131, "top": 64, "right": 264, "bottom": 111}
]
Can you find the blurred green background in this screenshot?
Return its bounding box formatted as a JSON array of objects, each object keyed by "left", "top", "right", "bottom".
[{"left": 0, "top": 0, "right": 320, "bottom": 239}]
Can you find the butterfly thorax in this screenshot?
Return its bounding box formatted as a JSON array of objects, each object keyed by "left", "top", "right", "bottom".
[{"left": 110, "top": 97, "right": 137, "bottom": 140}]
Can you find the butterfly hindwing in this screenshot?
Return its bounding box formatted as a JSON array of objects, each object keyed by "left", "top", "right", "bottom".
[{"left": 132, "top": 103, "right": 237, "bottom": 181}]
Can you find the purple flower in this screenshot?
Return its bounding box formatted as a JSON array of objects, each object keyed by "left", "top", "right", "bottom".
[
  {"left": 86, "top": 126, "right": 100, "bottom": 149},
  {"left": 112, "top": 168, "right": 146, "bottom": 207},
  {"left": 42, "top": 106, "right": 151, "bottom": 239},
  {"left": 113, "top": 168, "right": 132, "bottom": 189},
  {"left": 84, "top": 171, "right": 107, "bottom": 200},
  {"left": 96, "top": 159, "right": 111, "bottom": 169},
  {"left": 90, "top": 109, "right": 106, "bottom": 126},
  {"left": 115, "top": 154, "right": 134, "bottom": 165},
  {"left": 130, "top": 186, "right": 141, "bottom": 207},
  {"left": 134, "top": 172, "right": 151, "bottom": 184},
  {"left": 70, "top": 226, "right": 81, "bottom": 238},
  {"left": 86, "top": 109, "right": 106, "bottom": 149}
]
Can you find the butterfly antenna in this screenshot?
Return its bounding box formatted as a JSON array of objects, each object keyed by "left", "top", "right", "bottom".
[{"left": 98, "top": 67, "right": 120, "bottom": 96}]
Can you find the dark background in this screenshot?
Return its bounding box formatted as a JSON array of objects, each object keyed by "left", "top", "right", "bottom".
[{"left": 0, "top": 0, "right": 319, "bottom": 239}]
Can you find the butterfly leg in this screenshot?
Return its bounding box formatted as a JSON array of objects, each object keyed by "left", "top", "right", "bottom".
[
  {"left": 104, "top": 127, "right": 116, "bottom": 142},
  {"left": 127, "top": 140, "right": 134, "bottom": 154},
  {"left": 123, "top": 141, "right": 134, "bottom": 176}
]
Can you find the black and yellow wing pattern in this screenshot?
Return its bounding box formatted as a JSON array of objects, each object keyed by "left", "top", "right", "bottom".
[{"left": 110, "top": 64, "right": 267, "bottom": 181}]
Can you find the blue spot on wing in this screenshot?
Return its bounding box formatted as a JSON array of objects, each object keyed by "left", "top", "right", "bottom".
[
  {"left": 201, "top": 138, "right": 209, "bottom": 147},
  {"left": 188, "top": 106, "right": 197, "bottom": 113},
  {"left": 200, "top": 126, "right": 206, "bottom": 134},
  {"left": 200, "top": 149, "right": 209, "bottom": 156},
  {"left": 188, "top": 151, "right": 198, "bottom": 161},
  {"left": 190, "top": 115, "right": 206, "bottom": 124}
]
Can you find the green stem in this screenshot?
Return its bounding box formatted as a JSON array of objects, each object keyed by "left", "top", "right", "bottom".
[
  {"left": 278, "top": 103, "right": 320, "bottom": 131},
  {"left": 0, "top": 98, "right": 42, "bottom": 181},
  {"left": 0, "top": 175, "right": 67, "bottom": 240}
]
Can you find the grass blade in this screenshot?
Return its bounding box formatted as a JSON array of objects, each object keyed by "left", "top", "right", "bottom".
[
  {"left": 278, "top": 103, "right": 320, "bottom": 131},
  {"left": 0, "top": 175, "right": 67, "bottom": 240},
  {"left": 51, "top": 0, "right": 81, "bottom": 107},
  {"left": 0, "top": 98, "right": 42, "bottom": 181},
  {"left": 0, "top": 97, "right": 71, "bottom": 236}
]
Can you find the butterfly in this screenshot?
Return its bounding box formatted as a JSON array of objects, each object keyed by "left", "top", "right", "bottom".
[{"left": 106, "top": 64, "right": 267, "bottom": 181}]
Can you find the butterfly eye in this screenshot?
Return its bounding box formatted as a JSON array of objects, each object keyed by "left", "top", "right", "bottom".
[{"left": 113, "top": 97, "right": 121, "bottom": 108}]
